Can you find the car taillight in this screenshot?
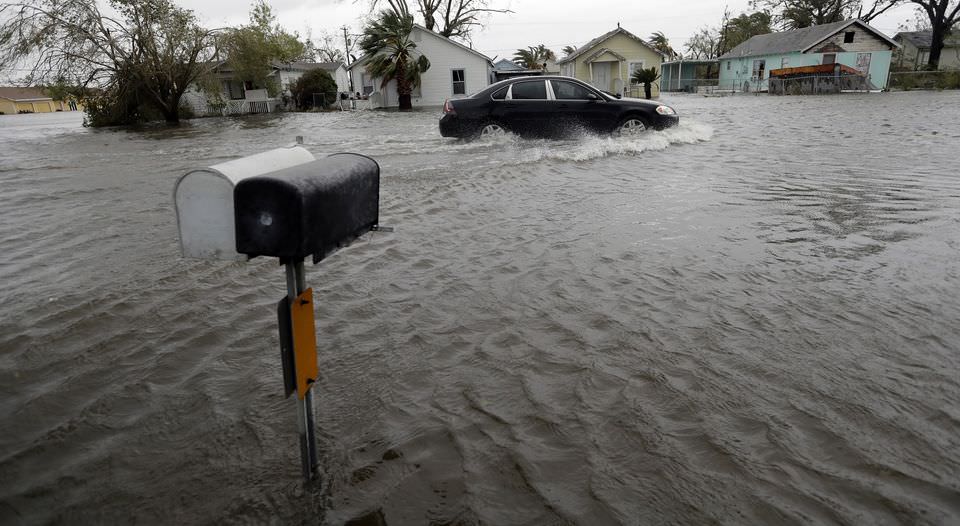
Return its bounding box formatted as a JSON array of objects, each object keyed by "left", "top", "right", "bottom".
[{"left": 443, "top": 99, "right": 456, "bottom": 114}]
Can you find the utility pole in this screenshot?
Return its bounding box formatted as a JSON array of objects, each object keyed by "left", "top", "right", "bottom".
[{"left": 342, "top": 26, "right": 355, "bottom": 93}]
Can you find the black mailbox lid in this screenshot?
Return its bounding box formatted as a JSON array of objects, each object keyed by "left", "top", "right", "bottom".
[{"left": 234, "top": 153, "right": 379, "bottom": 262}]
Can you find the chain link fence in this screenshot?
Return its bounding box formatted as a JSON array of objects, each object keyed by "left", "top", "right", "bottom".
[{"left": 888, "top": 70, "right": 960, "bottom": 91}]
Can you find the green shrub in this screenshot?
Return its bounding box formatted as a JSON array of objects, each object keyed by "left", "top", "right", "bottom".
[{"left": 290, "top": 69, "right": 338, "bottom": 110}]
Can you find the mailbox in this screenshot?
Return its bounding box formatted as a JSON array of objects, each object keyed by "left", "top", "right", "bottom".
[
  {"left": 234, "top": 153, "right": 380, "bottom": 263},
  {"left": 174, "top": 146, "right": 316, "bottom": 261}
]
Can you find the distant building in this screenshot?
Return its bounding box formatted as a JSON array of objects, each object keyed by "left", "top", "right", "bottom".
[
  {"left": 718, "top": 19, "right": 900, "bottom": 92},
  {"left": 349, "top": 24, "right": 493, "bottom": 108},
  {"left": 0, "top": 87, "right": 81, "bottom": 115},
  {"left": 894, "top": 31, "right": 960, "bottom": 70},
  {"left": 492, "top": 58, "right": 541, "bottom": 81},
  {"left": 556, "top": 26, "right": 666, "bottom": 98}
]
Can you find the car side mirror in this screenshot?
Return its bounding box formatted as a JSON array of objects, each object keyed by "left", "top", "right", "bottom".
[{"left": 586, "top": 93, "right": 600, "bottom": 101}]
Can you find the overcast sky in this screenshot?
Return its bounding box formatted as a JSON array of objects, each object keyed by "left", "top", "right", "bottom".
[{"left": 181, "top": 0, "right": 920, "bottom": 61}]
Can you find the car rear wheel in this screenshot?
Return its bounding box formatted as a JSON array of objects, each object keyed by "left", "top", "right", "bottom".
[
  {"left": 615, "top": 116, "right": 648, "bottom": 137},
  {"left": 478, "top": 122, "right": 506, "bottom": 138}
]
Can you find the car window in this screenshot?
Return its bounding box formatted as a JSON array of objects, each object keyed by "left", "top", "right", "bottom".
[
  {"left": 491, "top": 86, "right": 508, "bottom": 100},
  {"left": 510, "top": 81, "right": 547, "bottom": 100},
  {"left": 550, "top": 80, "right": 594, "bottom": 100}
]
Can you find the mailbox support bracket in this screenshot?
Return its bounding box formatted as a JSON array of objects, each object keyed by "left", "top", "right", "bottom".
[{"left": 285, "top": 259, "right": 319, "bottom": 481}]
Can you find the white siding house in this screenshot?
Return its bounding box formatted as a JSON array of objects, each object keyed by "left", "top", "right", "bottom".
[
  {"left": 183, "top": 60, "right": 350, "bottom": 116},
  {"left": 349, "top": 25, "right": 492, "bottom": 108},
  {"left": 276, "top": 62, "right": 350, "bottom": 97}
]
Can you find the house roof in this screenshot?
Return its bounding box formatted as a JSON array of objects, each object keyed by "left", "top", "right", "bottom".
[
  {"left": 0, "top": 86, "right": 52, "bottom": 102},
  {"left": 494, "top": 58, "right": 523, "bottom": 71},
  {"left": 895, "top": 31, "right": 933, "bottom": 49},
  {"left": 557, "top": 26, "right": 664, "bottom": 65},
  {"left": 719, "top": 19, "right": 899, "bottom": 60},
  {"left": 348, "top": 24, "right": 492, "bottom": 70}
]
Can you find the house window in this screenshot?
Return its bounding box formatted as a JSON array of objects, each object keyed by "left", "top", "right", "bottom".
[
  {"left": 628, "top": 61, "right": 645, "bottom": 83},
  {"left": 823, "top": 53, "right": 836, "bottom": 65},
  {"left": 726, "top": 61, "right": 731, "bottom": 71},
  {"left": 360, "top": 72, "right": 374, "bottom": 96},
  {"left": 781, "top": 57, "right": 790, "bottom": 69},
  {"left": 752, "top": 59, "right": 766, "bottom": 79},
  {"left": 452, "top": 69, "right": 466, "bottom": 95},
  {"left": 856, "top": 52, "right": 872, "bottom": 73},
  {"left": 844, "top": 31, "right": 855, "bottom": 44}
]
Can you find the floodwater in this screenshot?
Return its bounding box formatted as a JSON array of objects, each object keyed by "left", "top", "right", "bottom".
[{"left": 1, "top": 91, "right": 959, "bottom": 525}]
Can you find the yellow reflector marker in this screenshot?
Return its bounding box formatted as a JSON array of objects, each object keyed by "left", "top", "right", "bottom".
[{"left": 290, "top": 288, "right": 318, "bottom": 399}]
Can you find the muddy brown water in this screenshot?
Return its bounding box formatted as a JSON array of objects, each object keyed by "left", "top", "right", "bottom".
[{"left": 1, "top": 92, "right": 959, "bottom": 525}]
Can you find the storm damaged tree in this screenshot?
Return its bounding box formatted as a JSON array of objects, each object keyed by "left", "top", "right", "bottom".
[
  {"left": 750, "top": 0, "right": 900, "bottom": 28},
  {"left": 649, "top": 32, "right": 677, "bottom": 60},
  {"left": 685, "top": 26, "right": 722, "bottom": 59},
  {"left": 366, "top": 0, "right": 510, "bottom": 40},
  {"left": 513, "top": 44, "right": 556, "bottom": 70},
  {"left": 359, "top": 10, "right": 430, "bottom": 110},
  {"left": 222, "top": 1, "right": 306, "bottom": 97},
  {"left": 0, "top": 0, "right": 219, "bottom": 125},
  {"left": 721, "top": 11, "right": 774, "bottom": 53}
]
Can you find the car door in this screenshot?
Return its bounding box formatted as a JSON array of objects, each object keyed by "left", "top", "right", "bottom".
[
  {"left": 503, "top": 79, "right": 550, "bottom": 135},
  {"left": 551, "top": 79, "right": 621, "bottom": 133}
]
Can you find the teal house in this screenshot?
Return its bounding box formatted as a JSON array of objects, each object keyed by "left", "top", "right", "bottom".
[{"left": 718, "top": 19, "right": 899, "bottom": 92}]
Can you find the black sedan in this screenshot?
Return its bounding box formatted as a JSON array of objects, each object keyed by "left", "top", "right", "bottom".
[{"left": 439, "top": 76, "right": 679, "bottom": 139}]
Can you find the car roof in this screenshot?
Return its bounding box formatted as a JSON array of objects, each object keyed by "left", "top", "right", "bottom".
[{"left": 477, "top": 75, "right": 591, "bottom": 95}]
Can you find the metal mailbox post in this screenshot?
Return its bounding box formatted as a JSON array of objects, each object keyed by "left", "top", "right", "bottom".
[{"left": 174, "top": 147, "right": 382, "bottom": 481}]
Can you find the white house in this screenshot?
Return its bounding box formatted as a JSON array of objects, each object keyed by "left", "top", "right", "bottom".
[
  {"left": 276, "top": 61, "right": 350, "bottom": 97},
  {"left": 184, "top": 60, "right": 350, "bottom": 116},
  {"left": 349, "top": 25, "right": 493, "bottom": 108}
]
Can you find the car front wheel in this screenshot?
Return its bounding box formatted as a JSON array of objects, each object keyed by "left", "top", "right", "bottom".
[{"left": 614, "top": 116, "right": 648, "bottom": 137}]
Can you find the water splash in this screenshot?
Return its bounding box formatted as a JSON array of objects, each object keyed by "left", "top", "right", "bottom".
[{"left": 451, "top": 120, "right": 713, "bottom": 166}]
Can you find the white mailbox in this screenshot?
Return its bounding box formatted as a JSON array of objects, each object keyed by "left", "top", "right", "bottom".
[{"left": 174, "top": 146, "right": 316, "bottom": 261}]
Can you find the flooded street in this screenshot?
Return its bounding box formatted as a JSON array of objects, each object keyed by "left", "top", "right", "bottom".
[{"left": 1, "top": 91, "right": 959, "bottom": 524}]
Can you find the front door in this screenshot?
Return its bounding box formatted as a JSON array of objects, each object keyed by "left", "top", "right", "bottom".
[{"left": 592, "top": 63, "right": 609, "bottom": 91}]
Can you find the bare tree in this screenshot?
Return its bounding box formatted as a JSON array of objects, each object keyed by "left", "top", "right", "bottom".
[
  {"left": 0, "top": 0, "right": 219, "bottom": 123},
  {"left": 752, "top": 0, "right": 899, "bottom": 28},
  {"left": 364, "top": 0, "right": 510, "bottom": 40},
  {"left": 685, "top": 26, "right": 722, "bottom": 59}
]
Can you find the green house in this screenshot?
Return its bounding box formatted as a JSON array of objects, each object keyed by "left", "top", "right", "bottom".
[{"left": 718, "top": 19, "right": 900, "bottom": 92}]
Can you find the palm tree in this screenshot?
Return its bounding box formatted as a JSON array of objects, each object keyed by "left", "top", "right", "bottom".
[
  {"left": 648, "top": 31, "right": 676, "bottom": 60},
  {"left": 631, "top": 66, "right": 660, "bottom": 99},
  {"left": 359, "top": 10, "right": 431, "bottom": 110},
  {"left": 562, "top": 45, "right": 577, "bottom": 56},
  {"left": 513, "top": 44, "right": 556, "bottom": 70}
]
